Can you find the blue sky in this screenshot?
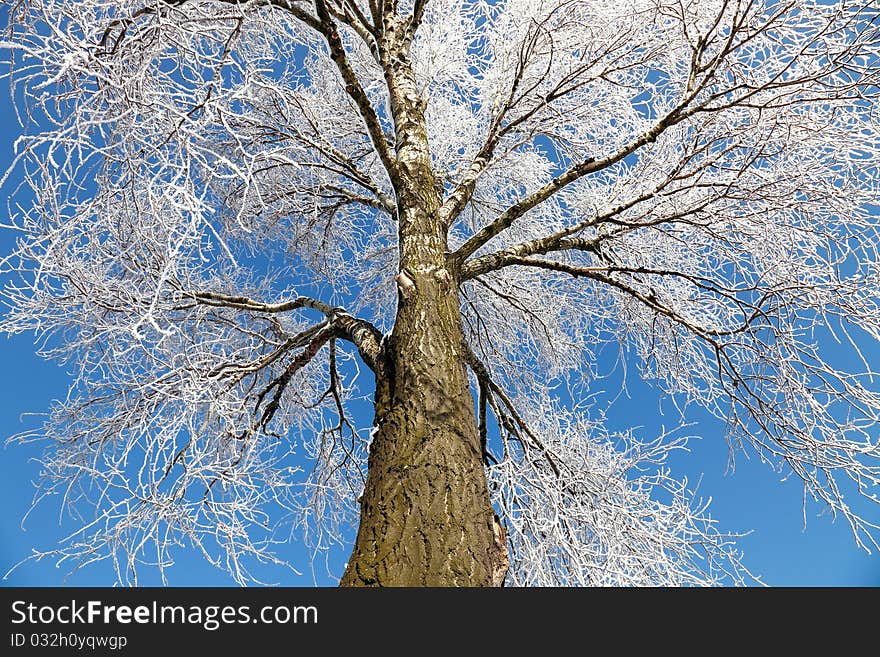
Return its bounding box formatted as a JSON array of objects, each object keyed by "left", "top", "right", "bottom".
[
  {"left": 0, "top": 36, "right": 878, "bottom": 589},
  {"left": 4, "top": 319, "right": 877, "bottom": 586}
]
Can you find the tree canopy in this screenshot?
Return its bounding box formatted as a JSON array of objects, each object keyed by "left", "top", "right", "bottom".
[{"left": 2, "top": 0, "right": 879, "bottom": 585}]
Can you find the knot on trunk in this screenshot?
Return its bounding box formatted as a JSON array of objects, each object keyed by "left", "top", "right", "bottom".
[{"left": 395, "top": 269, "right": 417, "bottom": 300}]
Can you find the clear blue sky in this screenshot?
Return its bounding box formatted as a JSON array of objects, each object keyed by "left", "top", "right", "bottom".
[{"left": 0, "top": 48, "right": 877, "bottom": 589}]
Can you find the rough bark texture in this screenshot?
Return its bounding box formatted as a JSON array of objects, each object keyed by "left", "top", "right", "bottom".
[
  {"left": 339, "top": 22, "right": 506, "bottom": 586},
  {"left": 338, "top": 286, "right": 504, "bottom": 586}
]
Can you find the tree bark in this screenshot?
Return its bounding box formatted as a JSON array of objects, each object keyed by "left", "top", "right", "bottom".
[
  {"left": 339, "top": 29, "right": 507, "bottom": 586},
  {"left": 338, "top": 263, "right": 506, "bottom": 586}
]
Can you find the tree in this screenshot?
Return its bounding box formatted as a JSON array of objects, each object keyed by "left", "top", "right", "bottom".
[{"left": 1, "top": 0, "right": 879, "bottom": 587}]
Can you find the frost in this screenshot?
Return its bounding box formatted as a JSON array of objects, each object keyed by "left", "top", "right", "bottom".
[{"left": 2, "top": 0, "right": 879, "bottom": 585}]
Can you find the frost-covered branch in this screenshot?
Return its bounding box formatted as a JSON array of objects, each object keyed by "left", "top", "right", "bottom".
[
  {"left": 312, "top": 0, "right": 399, "bottom": 178},
  {"left": 489, "top": 402, "right": 756, "bottom": 586},
  {"left": 181, "top": 290, "right": 385, "bottom": 371}
]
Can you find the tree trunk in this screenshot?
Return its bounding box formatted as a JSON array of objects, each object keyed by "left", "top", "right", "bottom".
[
  {"left": 338, "top": 260, "right": 506, "bottom": 586},
  {"left": 339, "top": 33, "right": 506, "bottom": 585}
]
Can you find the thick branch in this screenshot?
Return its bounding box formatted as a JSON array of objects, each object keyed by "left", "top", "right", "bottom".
[
  {"left": 451, "top": 109, "right": 690, "bottom": 264},
  {"left": 184, "top": 290, "right": 385, "bottom": 372},
  {"left": 408, "top": 0, "right": 430, "bottom": 37},
  {"left": 461, "top": 236, "right": 600, "bottom": 280},
  {"left": 185, "top": 290, "right": 336, "bottom": 314},
  {"left": 456, "top": 128, "right": 758, "bottom": 280},
  {"left": 328, "top": 0, "right": 380, "bottom": 60},
  {"left": 312, "top": 0, "right": 398, "bottom": 178},
  {"left": 329, "top": 310, "right": 386, "bottom": 375},
  {"left": 469, "top": 257, "right": 761, "bottom": 340},
  {"left": 439, "top": 17, "right": 620, "bottom": 228}
]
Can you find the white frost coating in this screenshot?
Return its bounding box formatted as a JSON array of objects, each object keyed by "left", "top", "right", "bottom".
[
  {"left": 488, "top": 399, "right": 753, "bottom": 586},
  {"left": 1, "top": 0, "right": 879, "bottom": 585}
]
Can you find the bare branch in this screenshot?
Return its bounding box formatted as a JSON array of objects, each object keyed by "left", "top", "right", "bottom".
[
  {"left": 312, "top": 0, "right": 398, "bottom": 179},
  {"left": 462, "top": 340, "right": 561, "bottom": 477},
  {"left": 184, "top": 290, "right": 385, "bottom": 373},
  {"left": 451, "top": 108, "right": 691, "bottom": 264}
]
